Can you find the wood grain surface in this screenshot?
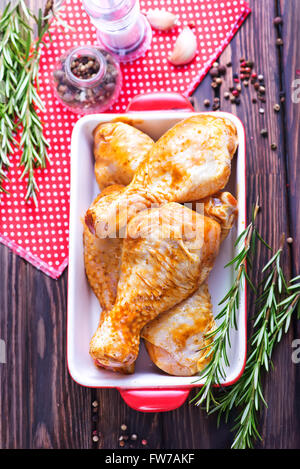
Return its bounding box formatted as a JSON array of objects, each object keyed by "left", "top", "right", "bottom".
[{"left": 0, "top": 0, "right": 299, "bottom": 449}]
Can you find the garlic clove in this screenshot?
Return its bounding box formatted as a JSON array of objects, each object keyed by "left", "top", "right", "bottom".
[
  {"left": 147, "top": 9, "right": 178, "bottom": 31},
  {"left": 168, "top": 27, "right": 197, "bottom": 66}
]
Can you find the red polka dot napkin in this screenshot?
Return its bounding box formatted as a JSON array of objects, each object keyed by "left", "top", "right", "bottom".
[{"left": 0, "top": 0, "right": 250, "bottom": 279}]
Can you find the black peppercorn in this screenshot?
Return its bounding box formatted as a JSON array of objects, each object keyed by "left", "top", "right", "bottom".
[
  {"left": 273, "top": 16, "right": 283, "bottom": 25},
  {"left": 260, "top": 128, "right": 268, "bottom": 137}
]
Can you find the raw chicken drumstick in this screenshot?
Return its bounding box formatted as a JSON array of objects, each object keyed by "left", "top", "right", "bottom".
[
  {"left": 85, "top": 192, "right": 238, "bottom": 374},
  {"left": 93, "top": 121, "right": 154, "bottom": 190},
  {"left": 142, "top": 282, "right": 215, "bottom": 376},
  {"left": 83, "top": 185, "right": 124, "bottom": 311},
  {"left": 86, "top": 114, "right": 238, "bottom": 238},
  {"left": 89, "top": 203, "right": 221, "bottom": 369},
  {"left": 142, "top": 193, "right": 238, "bottom": 376},
  {"left": 83, "top": 185, "right": 135, "bottom": 374}
]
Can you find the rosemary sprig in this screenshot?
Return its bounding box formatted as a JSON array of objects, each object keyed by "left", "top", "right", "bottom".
[
  {"left": 209, "top": 237, "right": 300, "bottom": 449},
  {"left": 0, "top": 0, "right": 57, "bottom": 203},
  {"left": 0, "top": 2, "right": 26, "bottom": 191},
  {"left": 191, "top": 201, "right": 262, "bottom": 411}
]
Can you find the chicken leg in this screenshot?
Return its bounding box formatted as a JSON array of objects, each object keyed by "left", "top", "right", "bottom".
[
  {"left": 89, "top": 202, "right": 221, "bottom": 369},
  {"left": 93, "top": 121, "right": 153, "bottom": 190},
  {"left": 86, "top": 114, "right": 238, "bottom": 238}
]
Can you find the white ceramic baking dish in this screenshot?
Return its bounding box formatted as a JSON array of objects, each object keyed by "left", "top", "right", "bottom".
[{"left": 68, "top": 93, "right": 247, "bottom": 412}]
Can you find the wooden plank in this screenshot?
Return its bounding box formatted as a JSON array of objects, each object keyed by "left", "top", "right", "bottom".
[
  {"left": 279, "top": 0, "right": 300, "bottom": 445},
  {"left": 279, "top": 0, "right": 300, "bottom": 276},
  {"left": 92, "top": 389, "right": 163, "bottom": 449},
  {"left": 163, "top": 0, "right": 299, "bottom": 450},
  {"left": 0, "top": 246, "right": 92, "bottom": 448},
  {"left": 1, "top": 0, "right": 298, "bottom": 450},
  {"left": 0, "top": 0, "right": 93, "bottom": 449},
  {"left": 215, "top": 0, "right": 299, "bottom": 449}
]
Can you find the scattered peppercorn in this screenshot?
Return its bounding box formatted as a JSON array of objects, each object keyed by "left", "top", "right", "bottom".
[
  {"left": 271, "top": 143, "right": 277, "bottom": 150},
  {"left": 276, "top": 38, "right": 283, "bottom": 46},
  {"left": 203, "top": 99, "right": 210, "bottom": 107},
  {"left": 280, "top": 96, "right": 285, "bottom": 103},
  {"left": 121, "top": 424, "right": 127, "bottom": 431},
  {"left": 259, "top": 86, "right": 265, "bottom": 94},
  {"left": 209, "top": 67, "right": 219, "bottom": 77},
  {"left": 131, "top": 434, "right": 138, "bottom": 441},
  {"left": 215, "top": 77, "right": 223, "bottom": 85},
  {"left": 273, "top": 16, "right": 283, "bottom": 25},
  {"left": 287, "top": 237, "right": 293, "bottom": 244},
  {"left": 92, "top": 400, "right": 99, "bottom": 408},
  {"left": 141, "top": 439, "right": 148, "bottom": 446},
  {"left": 258, "top": 74, "right": 264, "bottom": 81},
  {"left": 273, "top": 103, "right": 280, "bottom": 112},
  {"left": 224, "top": 91, "right": 230, "bottom": 99},
  {"left": 260, "top": 128, "right": 268, "bottom": 137},
  {"left": 252, "top": 98, "right": 257, "bottom": 103},
  {"left": 226, "top": 61, "right": 232, "bottom": 67},
  {"left": 218, "top": 64, "right": 226, "bottom": 75},
  {"left": 259, "top": 108, "right": 265, "bottom": 114},
  {"left": 211, "top": 81, "right": 218, "bottom": 89},
  {"left": 92, "top": 435, "right": 99, "bottom": 442},
  {"left": 244, "top": 80, "right": 249, "bottom": 86},
  {"left": 119, "top": 440, "right": 125, "bottom": 447}
]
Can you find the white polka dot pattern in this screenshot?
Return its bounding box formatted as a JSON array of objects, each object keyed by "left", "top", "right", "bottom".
[{"left": 0, "top": 0, "right": 250, "bottom": 279}]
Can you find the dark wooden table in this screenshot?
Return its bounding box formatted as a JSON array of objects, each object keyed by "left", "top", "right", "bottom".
[{"left": 0, "top": 0, "right": 299, "bottom": 449}]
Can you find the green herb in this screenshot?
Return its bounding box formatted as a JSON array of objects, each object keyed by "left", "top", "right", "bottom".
[
  {"left": 191, "top": 198, "right": 300, "bottom": 448},
  {"left": 0, "top": 0, "right": 56, "bottom": 204},
  {"left": 191, "top": 201, "right": 262, "bottom": 411},
  {"left": 209, "top": 237, "right": 300, "bottom": 449}
]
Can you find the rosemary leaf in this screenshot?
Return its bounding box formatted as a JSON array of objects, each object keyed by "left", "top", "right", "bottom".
[
  {"left": 0, "top": 0, "right": 61, "bottom": 203},
  {"left": 191, "top": 201, "right": 261, "bottom": 411},
  {"left": 207, "top": 234, "right": 300, "bottom": 449}
]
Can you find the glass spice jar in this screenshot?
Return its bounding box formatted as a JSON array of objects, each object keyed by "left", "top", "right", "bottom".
[{"left": 52, "top": 46, "right": 122, "bottom": 113}]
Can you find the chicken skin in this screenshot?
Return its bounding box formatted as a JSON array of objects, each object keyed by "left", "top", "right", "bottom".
[
  {"left": 142, "top": 192, "right": 238, "bottom": 376},
  {"left": 93, "top": 121, "right": 154, "bottom": 190},
  {"left": 89, "top": 203, "right": 221, "bottom": 369},
  {"left": 83, "top": 185, "right": 124, "bottom": 311},
  {"left": 83, "top": 185, "right": 135, "bottom": 374},
  {"left": 85, "top": 192, "right": 237, "bottom": 374},
  {"left": 86, "top": 114, "right": 238, "bottom": 238},
  {"left": 200, "top": 191, "right": 238, "bottom": 241},
  {"left": 142, "top": 282, "right": 215, "bottom": 376}
]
